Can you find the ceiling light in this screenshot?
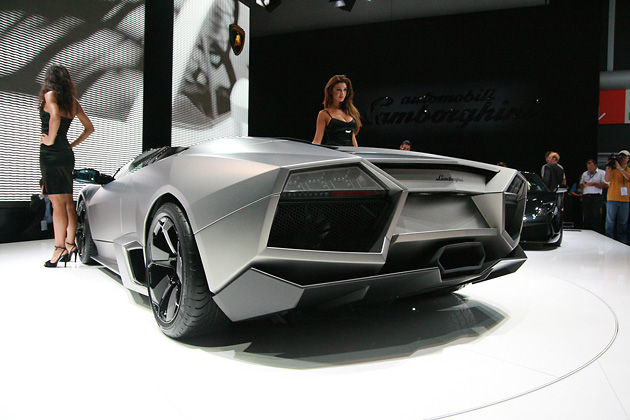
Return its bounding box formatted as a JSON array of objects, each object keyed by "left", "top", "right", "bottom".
[
  {"left": 256, "top": 0, "right": 281, "bottom": 13},
  {"left": 329, "top": 0, "right": 355, "bottom": 12}
]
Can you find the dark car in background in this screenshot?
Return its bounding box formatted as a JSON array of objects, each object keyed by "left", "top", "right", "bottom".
[{"left": 520, "top": 171, "right": 564, "bottom": 247}]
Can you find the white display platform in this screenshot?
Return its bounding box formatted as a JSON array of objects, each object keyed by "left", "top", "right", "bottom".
[{"left": 0, "top": 230, "right": 628, "bottom": 420}]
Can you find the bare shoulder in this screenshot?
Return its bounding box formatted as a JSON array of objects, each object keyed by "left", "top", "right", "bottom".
[
  {"left": 317, "top": 108, "right": 331, "bottom": 121},
  {"left": 42, "top": 91, "right": 57, "bottom": 113},
  {"left": 320, "top": 108, "right": 334, "bottom": 118},
  {"left": 44, "top": 90, "right": 57, "bottom": 103}
]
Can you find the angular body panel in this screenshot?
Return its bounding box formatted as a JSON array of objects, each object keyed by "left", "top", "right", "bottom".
[{"left": 77, "top": 137, "right": 527, "bottom": 329}]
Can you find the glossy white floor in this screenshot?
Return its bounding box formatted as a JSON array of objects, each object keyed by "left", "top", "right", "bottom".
[{"left": 0, "top": 230, "right": 628, "bottom": 420}]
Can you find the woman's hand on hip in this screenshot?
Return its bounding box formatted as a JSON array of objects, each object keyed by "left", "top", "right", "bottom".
[{"left": 40, "top": 133, "right": 53, "bottom": 146}]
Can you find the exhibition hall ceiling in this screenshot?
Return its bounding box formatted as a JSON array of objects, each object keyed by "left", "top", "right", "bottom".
[{"left": 250, "top": 0, "right": 548, "bottom": 36}]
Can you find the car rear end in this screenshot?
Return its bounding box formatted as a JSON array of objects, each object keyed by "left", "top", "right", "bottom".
[{"left": 206, "top": 144, "right": 527, "bottom": 321}]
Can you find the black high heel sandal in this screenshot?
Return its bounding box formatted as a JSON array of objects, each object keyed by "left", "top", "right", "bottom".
[
  {"left": 62, "top": 242, "right": 78, "bottom": 263},
  {"left": 45, "top": 246, "right": 69, "bottom": 268}
]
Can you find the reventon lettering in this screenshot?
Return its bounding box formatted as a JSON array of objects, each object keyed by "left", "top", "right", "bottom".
[{"left": 436, "top": 174, "right": 464, "bottom": 182}]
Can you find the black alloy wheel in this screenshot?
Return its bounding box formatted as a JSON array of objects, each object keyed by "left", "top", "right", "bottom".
[
  {"left": 146, "top": 202, "right": 227, "bottom": 338},
  {"left": 76, "top": 199, "right": 97, "bottom": 265}
]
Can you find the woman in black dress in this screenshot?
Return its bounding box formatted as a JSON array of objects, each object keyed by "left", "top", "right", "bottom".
[
  {"left": 312, "top": 75, "right": 361, "bottom": 147},
  {"left": 39, "top": 65, "right": 94, "bottom": 267}
]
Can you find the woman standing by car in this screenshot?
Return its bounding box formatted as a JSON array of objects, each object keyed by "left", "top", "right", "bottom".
[
  {"left": 312, "top": 75, "right": 361, "bottom": 147},
  {"left": 39, "top": 64, "right": 94, "bottom": 267}
]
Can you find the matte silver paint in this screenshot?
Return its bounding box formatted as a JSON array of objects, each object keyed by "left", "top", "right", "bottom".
[{"left": 77, "top": 137, "right": 527, "bottom": 322}]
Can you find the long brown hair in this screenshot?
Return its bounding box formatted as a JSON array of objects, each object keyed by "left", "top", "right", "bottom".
[
  {"left": 38, "top": 65, "right": 77, "bottom": 115},
  {"left": 323, "top": 75, "right": 362, "bottom": 133}
]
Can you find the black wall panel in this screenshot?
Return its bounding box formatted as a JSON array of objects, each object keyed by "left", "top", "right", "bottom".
[
  {"left": 614, "top": 0, "right": 630, "bottom": 70},
  {"left": 250, "top": 0, "right": 602, "bottom": 185},
  {"left": 143, "top": 0, "right": 173, "bottom": 150}
]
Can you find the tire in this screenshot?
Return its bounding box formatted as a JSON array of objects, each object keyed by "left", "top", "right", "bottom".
[
  {"left": 552, "top": 227, "right": 563, "bottom": 247},
  {"left": 146, "top": 202, "right": 228, "bottom": 339},
  {"left": 76, "top": 199, "right": 98, "bottom": 265}
]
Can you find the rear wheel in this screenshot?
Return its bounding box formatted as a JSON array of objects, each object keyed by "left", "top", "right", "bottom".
[
  {"left": 76, "top": 200, "right": 98, "bottom": 265},
  {"left": 146, "top": 202, "right": 227, "bottom": 338}
]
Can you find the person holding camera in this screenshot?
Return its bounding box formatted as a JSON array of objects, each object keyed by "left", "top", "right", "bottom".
[{"left": 604, "top": 150, "right": 630, "bottom": 243}]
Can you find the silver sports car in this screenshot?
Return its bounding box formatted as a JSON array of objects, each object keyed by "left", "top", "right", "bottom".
[{"left": 74, "top": 137, "right": 527, "bottom": 338}]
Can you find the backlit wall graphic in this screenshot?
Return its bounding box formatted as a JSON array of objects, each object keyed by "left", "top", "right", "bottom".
[
  {"left": 171, "top": 0, "right": 249, "bottom": 147},
  {"left": 599, "top": 89, "right": 630, "bottom": 124},
  {"left": 0, "top": 1, "right": 144, "bottom": 201}
]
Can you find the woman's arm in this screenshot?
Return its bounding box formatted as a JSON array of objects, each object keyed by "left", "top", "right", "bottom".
[
  {"left": 312, "top": 110, "right": 329, "bottom": 145},
  {"left": 40, "top": 91, "right": 60, "bottom": 146},
  {"left": 70, "top": 100, "right": 94, "bottom": 148},
  {"left": 351, "top": 132, "right": 358, "bottom": 147}
]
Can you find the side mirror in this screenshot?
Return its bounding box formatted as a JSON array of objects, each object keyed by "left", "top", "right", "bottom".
[{"left": 73, "top": 168, "right": 114, "bottom": 185}]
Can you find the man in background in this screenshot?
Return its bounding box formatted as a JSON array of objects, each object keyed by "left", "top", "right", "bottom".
[
  {"left": 605, "top": 150, "right": 630, "bottom": 243},
  {"left": 579, "top": 158, "right": 607, "bottom": 234},
  {"left": 542, "top": 152, "right": 566, "bottom": 192},
  {"left": 399, "top": 140, "right": 412, "bottom": 151}
]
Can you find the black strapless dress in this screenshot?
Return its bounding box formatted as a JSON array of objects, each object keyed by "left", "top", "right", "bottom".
[
  {"left": 323, "top": 114, "right": 356, "bottom": 146},
  {"left": 39, "top": 109, "right": 75, "bottom": 194}
]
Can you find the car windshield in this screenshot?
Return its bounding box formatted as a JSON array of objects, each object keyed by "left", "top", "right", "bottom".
[
  {"left": 522, "top": 172, "right": 550, "bottom": 193},
  {"left": 114, "top": 146, "right": 188, "bottom": 179}
]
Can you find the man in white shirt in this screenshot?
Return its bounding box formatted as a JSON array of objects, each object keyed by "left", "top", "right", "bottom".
[{"left": 579, "top": 158, "right": 608, "bottom": 233}]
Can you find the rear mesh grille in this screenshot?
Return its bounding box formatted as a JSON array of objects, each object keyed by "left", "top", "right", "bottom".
[{"left": 268, "top": 199, "right": 390, "bottom": 252}]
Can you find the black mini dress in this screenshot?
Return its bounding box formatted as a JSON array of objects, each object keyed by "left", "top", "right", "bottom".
[
  {"left": 322, "top": 110, "right": 356, "bottom": 146},
  {"left": 39, "top": 108, "right": 75, "bottom": 195}
]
